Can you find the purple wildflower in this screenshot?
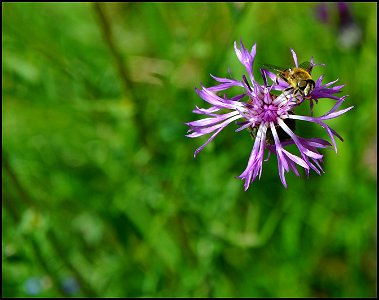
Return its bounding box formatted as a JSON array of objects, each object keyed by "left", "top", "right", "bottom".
[
  {"left": 315, "top": 3, "right": 330, "bottom": 23},
  {"left": 337, "top": 2, "right": 362, "bottom": 49},
  {"left": 187, "top": 40, "right": 353, "bottom": 190},
  {"left": 314, "top": 3, "right": 362, "bottom": 50}
]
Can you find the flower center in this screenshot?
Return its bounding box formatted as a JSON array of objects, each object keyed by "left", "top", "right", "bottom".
[{"left": 262, "top": 104, "right": 278, "bottom": 122}]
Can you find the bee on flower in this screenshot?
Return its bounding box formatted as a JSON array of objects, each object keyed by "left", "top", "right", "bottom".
[{"left": 186, "top": 40, "right": 353, "bottom": 190}]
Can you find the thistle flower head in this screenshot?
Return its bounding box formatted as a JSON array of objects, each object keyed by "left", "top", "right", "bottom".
[{"left": 187, "top": 40, "right": 353, "bottom": 190}]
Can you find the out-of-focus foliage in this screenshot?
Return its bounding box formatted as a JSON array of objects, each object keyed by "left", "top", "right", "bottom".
[{"left": 2, "top": 2, "right": 377, "bottom": 297}]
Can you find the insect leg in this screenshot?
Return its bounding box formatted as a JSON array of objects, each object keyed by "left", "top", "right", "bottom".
[
  {"left": 275, "top": 74, "right": 280, "bottom": 85},
  {"left": 281, "top": 86, "right": 293, "bottom": 102},
  {"left": 292, "top": 89, "right": 303, "bottom": 104}
]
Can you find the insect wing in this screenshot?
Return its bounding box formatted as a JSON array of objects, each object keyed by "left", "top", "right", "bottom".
[
  {"left": 298, "top": 61, "right": 312, "bottom": 73},
  {"left": 261, "top": 64, "right": 286, "bottom": 73}
]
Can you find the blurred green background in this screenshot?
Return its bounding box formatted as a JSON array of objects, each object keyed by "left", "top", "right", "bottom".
[{"left": 2, "top": 2, "right": 377, "bottom": 297}]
